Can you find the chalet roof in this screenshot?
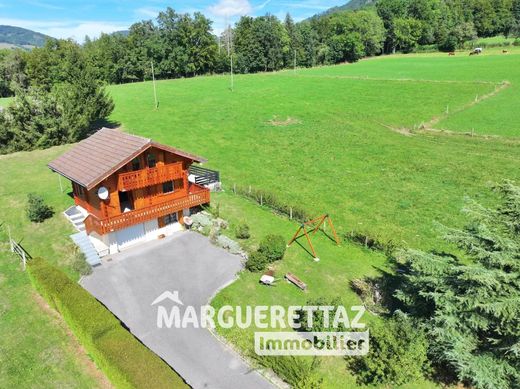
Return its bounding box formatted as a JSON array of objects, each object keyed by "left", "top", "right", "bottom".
[{"left": 48, "top": 127, "right": 207, "bottom": 190}]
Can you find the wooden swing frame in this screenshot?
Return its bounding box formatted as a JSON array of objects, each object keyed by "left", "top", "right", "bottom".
[{"left": 287, "top": 214, "right": 340, "bottom": 259}]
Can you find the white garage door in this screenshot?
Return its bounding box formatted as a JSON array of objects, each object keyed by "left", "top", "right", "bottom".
[{"left": 116, "top": 224, "right": 145, "bottom": 250}]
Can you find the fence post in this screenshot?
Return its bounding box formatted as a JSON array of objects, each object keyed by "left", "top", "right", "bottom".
[
  {"left": 290, "top": 207, "right": 293, "bottom": 220},
  {"left": 260, "top": 194, "right": 263, "bottom": 206},
  {"left": 22, "top": 250, "right": 26, "bottom": 271},
  {"left": 249, "top": 185, "right": 251, "bottom": 194},
  {"left": 233, "top": 183, "right": 236, "bottom": 193}
]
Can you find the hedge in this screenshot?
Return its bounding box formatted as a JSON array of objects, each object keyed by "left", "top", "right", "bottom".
[{"left": 27, "top": 257, "right": 188, "bottom": 389}]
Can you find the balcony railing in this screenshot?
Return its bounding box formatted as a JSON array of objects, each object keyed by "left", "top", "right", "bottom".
[
  {"left": 118, "top": 162, "right": 184, "bottom": 191},
  {"left": 84, "top": 184, "right": 210, "bottom": 235}
]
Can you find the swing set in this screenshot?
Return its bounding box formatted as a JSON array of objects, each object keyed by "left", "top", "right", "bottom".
[{"left": 287, "top": 214, "right": 340, "bottom": 261}]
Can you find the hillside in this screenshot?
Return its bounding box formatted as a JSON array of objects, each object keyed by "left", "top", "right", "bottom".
[
  {"left": 0, "top": 25, "right": 51, "bottom": 49},
  {"left": 310, "top": 0, "right": 376, "bottom": 19}
]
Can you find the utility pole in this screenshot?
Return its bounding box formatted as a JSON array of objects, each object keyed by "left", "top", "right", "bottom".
[
  {"left": 230, "top": 54, "right": 234, "bottom": 92},
  {"left": 151, "top": 60, "right": 158, "bottom": 110},
  {"left": 225, "top": 17, "right": 230, "bottom": 56}
]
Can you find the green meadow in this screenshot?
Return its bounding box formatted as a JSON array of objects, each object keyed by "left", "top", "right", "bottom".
[
  {"left": 109, "top": 49, "right": 520, "bottom": 251},
  {"left": 0, "top": 49, "right": 519, "bottom": 387}
]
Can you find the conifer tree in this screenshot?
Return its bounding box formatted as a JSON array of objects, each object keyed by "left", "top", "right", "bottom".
[{"left": 395, "top": 181, "right": 520, "bottom": 389}]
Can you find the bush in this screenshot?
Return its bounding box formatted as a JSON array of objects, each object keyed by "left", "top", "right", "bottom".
[
  {"left": 349, "top": 314, "right": 429, "bottom": 386},
  {"left": 258, "top": 234, "right": 286, "bottom": 262},
  {"left": 27, "top": 257, "right": 187, "bottom": 389},
  {"left": 253, "top": 354, "right": 323, "bottom": 389},
  {"left": 72, "top": 251, "right": 92, "bottom": 276},
  {"left": 235, "top": 223, "right": 250, "bottom": 239},
  {"left": 245, "top": 251, "right": 268, "bottom": 272},
  {"left": 26, "top": 193, "right": 54, "bottom": 222},
  {"left": 296, "top": 297, "right": 346, "bottom": 333}
]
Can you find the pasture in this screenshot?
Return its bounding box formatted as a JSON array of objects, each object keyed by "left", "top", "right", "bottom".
[
  {"left": 109, "top": 49, "right": 520, "bottom": 250},
  {"left": 0, "top": 49, "right": 519, "bottom": 388}
]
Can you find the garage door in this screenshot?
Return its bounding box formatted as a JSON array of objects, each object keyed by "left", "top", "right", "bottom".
[{"left": 116, "top": 224, "right": 145, "bottom": 250}]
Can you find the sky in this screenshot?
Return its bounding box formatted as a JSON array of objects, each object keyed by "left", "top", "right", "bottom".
[{"left": 0, "top": 0, "right": 347, "bottom": 41}]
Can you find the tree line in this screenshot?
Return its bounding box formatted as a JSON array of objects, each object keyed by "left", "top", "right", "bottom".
[
  {"left": 68, "top": 1, "right": 520, "bottom": 81},
  {"left": 3, "top": 0, "right": 519, "bottom": 89},
  {"left": 66, "top": 0, "right": 520, "bottom": 78},
  {"left": 1, "top": 0, "right": 520, "bottom": 153}
]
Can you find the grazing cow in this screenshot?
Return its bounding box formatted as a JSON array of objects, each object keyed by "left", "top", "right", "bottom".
[
  {"left": 469, "top": 52, "right": 476, "bottom": 56},
  {"left": 503, "top": 50, "right": 508, "bottom": 54},
  {"left": 448, "top": 52, "right": 455, "bottom": 56}
]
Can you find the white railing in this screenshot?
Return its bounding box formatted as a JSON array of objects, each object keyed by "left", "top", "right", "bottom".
[{"left": 7, "top": 226, "right": 31, "bottom": 271}]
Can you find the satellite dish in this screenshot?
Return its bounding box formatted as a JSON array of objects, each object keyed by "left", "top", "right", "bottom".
[{"left": 98, "top": 186, "right": 109, "bottom": 200}]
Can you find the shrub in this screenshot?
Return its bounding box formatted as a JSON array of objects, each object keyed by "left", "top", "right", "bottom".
[
  {"left": 296, "top": 297, "right": 347, "bottom": 332},
  {"left": 349, "top": 314, "right": 429, "bottom": 386},
  {"left": 253, "top": 354, "right": 323, "bottom": 389},
  {"left": 245, "top": 251, "right": 268, "bottom": 272},
  {"left": 235, "top": 223, "right": 250, "bottom": 239},
  {"left": 26, "top": 193, "right": 54, "bottom": 222},
  {"left": 72, "top": 251, "right": 92, "bottom": 276},
  {"left": 258, "top": 234, "right": 286, "bottom": 262},
  {"left": 27, "top": 257, "right": 187, "bottom": 389}
]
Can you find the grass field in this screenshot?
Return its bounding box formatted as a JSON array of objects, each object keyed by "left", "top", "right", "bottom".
[
  {"left": 109, "top": 49, "right": 520, "bottom": 251},
  {"left": 0, "top": 49, "right": 519, "bottom": 388},
  {"left": 0, "top": 147, "right": 109, "bottom": 388}
]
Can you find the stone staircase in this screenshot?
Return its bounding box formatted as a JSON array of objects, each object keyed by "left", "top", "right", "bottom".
[
  {"left": 65, "top": 206, "right": 101, "bottom": 266},
  {"left": 64, "top": 206, "right": 86, "bottom": 232},
  {"left": 70, "top": 231, "right": 101, "bottom": 267}
]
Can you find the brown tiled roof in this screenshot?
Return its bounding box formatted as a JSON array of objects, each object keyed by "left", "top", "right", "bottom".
[{"left": 48, "top": 127, "right": 207, "bottom": 190}]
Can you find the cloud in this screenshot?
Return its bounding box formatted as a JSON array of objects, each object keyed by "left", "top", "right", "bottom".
[
  {"left": 255, "top": 0, "right": 272, "bottom": 11},
  {"left": 135, "top": 7, "right": 161, "bottom": 19},
  {"left": 0, "top": 17, "right": 129, "bottom": 41},
  {"left": 208, "top": 0, "right": 252, "bottom": 17}
]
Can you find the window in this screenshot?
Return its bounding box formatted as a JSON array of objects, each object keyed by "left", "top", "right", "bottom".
[
  {"left": 162, "top": 180, "right": 174, "bottom": 194},
  {"left": 131, "top": 158, "right": 140, "bottom": 171},
  {"left": 163, "top": 212, "right": 178, "bottom": 225},
  {"left": 147, "top": 153, "right": 156, "bottom": 168}
]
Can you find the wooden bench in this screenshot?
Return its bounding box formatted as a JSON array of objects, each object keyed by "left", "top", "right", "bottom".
[{"left": 285, "top": 272, "right": 307, "bottom": 290}]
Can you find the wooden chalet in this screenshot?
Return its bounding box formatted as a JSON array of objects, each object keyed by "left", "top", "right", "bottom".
[{"left": 48, "top": 128, "right": 210, "bottom": 255}]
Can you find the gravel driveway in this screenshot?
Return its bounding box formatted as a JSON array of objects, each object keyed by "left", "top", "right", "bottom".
[{"left": 80, "top": 231, "right": 273, "bottom": 389}]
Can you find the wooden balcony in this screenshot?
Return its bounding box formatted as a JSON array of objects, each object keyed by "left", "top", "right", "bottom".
[
  {"left": 84, "top": 184, "right": 210, "bottom": 235},
  {"left": 118, "top": 162, "right": 184, "bottom": 191}
]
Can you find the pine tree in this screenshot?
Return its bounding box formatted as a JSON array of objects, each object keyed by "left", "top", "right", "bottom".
[{"left": 395, "top": 181, "right": 520, "bottom": 389}]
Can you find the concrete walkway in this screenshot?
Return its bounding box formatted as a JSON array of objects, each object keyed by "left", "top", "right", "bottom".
[{"left": 80, "top": 231, "right": 273, "bottom": 389}]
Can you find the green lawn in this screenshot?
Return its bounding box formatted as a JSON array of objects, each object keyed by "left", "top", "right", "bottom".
[
  {"left": 0, "top": 147, "right": 108, "bottom": 388},
  {"left": 1, "top": 50, "right": 519, "bottom": 388},
  {"left": 109, "top": 51, "right": 520, "bottom": 251},
  {"left": 210, "top": 192, "right": 439, "bottom": 388}
]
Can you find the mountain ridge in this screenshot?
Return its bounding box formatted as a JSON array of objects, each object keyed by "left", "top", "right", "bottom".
[{"left": 0, "top": 25, "right": 52, "bottom": 49}]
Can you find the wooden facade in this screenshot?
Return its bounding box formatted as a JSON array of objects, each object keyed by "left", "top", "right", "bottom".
[{"left": 72, "top": 146, "right": 209, "bottom": 236}]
